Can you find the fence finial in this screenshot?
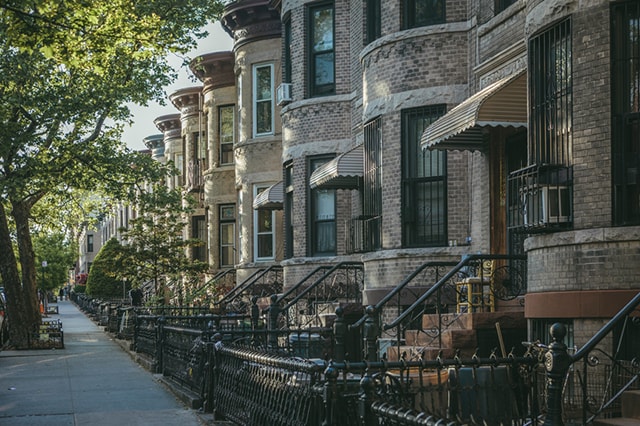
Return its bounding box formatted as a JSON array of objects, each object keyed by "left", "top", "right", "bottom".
[{"left": 543, "top": 323, "right": 571, "bottom": 426}]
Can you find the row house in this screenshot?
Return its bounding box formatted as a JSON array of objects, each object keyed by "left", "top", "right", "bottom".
[{"left": 142, "top": 0, "right": 640, "bottom": 357}]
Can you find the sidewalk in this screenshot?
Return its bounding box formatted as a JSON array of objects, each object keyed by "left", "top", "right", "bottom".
[{"left": 0, "top": 300, "right": 206, "bottom": 426}]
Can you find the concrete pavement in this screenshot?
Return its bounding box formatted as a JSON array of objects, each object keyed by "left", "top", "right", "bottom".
[{"left": 0, "top": 300, "right": 206, "bottom": 426}]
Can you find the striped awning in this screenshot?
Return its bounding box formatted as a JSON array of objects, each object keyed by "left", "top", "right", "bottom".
[
  {"left": 253, "top": 181, "right": 284, "bottom": 210},
  {"left": 421, "top": 69, "right": 527, "bottom": 151},
  {"left": 309, "top": 144, "right": 364, "bottom": 190}
]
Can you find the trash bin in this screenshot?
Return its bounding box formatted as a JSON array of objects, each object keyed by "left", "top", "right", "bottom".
[
  {"left": 289, "top": 333, "right": 324, "bottom": 358},
  {"left": 449, "top": 366, "right": 515, "bottom": 422}
]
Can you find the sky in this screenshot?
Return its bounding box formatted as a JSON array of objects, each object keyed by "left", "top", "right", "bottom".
[{"left": 122, "top": 22, "right": 234, "bottom": 151}]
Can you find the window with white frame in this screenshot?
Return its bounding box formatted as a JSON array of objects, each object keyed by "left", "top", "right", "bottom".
[
  {"left": 253, "top": 63, "right": 274, "bottom": 137},
  {"left": 254, "top": 185, "right": 275, "bottom": 260},
  {"left": 219, "top": 105, "right": 235, "bottom": 165},
  {"left": 309, "top": 156, "right": 336, "bottom": 256},
  {"left": 220, "top": 205, "right": 236, "bottom": 267}
]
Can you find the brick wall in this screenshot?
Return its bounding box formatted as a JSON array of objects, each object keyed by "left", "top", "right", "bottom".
[
  {"left": 525, "top": 227, "right": 640, "bottom": 293},
  {"left": 571, "top": 2, "right": 611, "bottom": 229}
]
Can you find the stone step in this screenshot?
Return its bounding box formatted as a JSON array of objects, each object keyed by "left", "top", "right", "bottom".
[
  {"left": 386, "top": 345, "right": 457, "bottom": 361},
  {"left": 494, "top": 296, "right": 525, "bottom": 312},
  {"left": 421, "top": 311, "right": 526, "bottom": 331},
  {"left": 592, "top": 390, "right": 640, "bottom": 425},
  {"left": 405, "top": 329, "right": 477, "bottom": 349}
]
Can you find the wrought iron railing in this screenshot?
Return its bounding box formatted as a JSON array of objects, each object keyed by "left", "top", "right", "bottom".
[
  {"left": 213, "top": 265, "right": 283, "bottom": 315},
  {"left": 82, "top": 288, "right": 640, "bottom": 425},
  {"left": 350, "top": 254, "right": 527, "bottom": 362},
  {"left": 568, "top": 292, "right": 640, "bottom": 424},
  {"left": 275, "top": 262, "right": 364, "bottom": 329},
  {"left": 188, "top": 268, "right": 236, "bottom": 305}
]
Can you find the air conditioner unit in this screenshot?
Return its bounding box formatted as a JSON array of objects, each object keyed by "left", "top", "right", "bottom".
[
  {"left": 276, "top": 83, "right": 292, "bottom": 106},
  {"left": 521, "top": 185, "right": 570, "bottom": 225}
]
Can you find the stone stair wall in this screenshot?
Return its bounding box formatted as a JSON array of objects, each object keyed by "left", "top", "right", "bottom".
[
  {"left": 385, "top": 311, "right": 526, "bottom": 361},
  {"left": 593, "top": 390, "right": 640, "bottom": 426}
]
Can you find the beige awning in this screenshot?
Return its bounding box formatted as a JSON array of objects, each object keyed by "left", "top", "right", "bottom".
[
  {"left": 253, "top": 181, "right": 284, "bottom": 210},
  {"left": 310, "top": 144, "right": 364, "bottom": 190},
  {"left": 421, "top": 69, "right": 527, "bottom": 151}
]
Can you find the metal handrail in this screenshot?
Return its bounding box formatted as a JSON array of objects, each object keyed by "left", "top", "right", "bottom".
[
  {"left": 214, "top": 266, "right": 281, "bottom": 307},
  {"left": 190, "top": 268, "right": 236, "bottom": 298},
  {"left": 279, "top": 261, "right": 364, "bottom": 311},
  {"left": 572, "top": 291, "right": 640, "bottom": 362},
  {"left": 350, "top": 260, "right": 458, "bottom": 330},
  {"left": 276, "top": 265, "right": 334, "bottom": 303},
  {"left": 383, "top": 254, "right": 526, "bottom": 330}
]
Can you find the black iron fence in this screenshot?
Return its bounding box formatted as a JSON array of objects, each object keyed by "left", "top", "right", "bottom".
[{"left": 72, "top": 287, "right": 640, "bottom": 425}]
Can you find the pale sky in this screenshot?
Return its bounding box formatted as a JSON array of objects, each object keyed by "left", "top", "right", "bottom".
[{"left": 122, "top": 22, "right": 234, "bottom": 151}]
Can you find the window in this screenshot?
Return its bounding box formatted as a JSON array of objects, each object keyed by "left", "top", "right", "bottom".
[
  {"left": 284, "top": 15, "right": 292, "bottom": 84},
  {"left": 529, "top": 19, "right": 572, "bottom": 167},
  {"left": 192, "top": 216, "right": 207, "bottom": 263},
  {"left": 309, "top": 157, "right": 336, "bottom": 256},
  {"left": 403, "top": 0, "right": 445, "bottom": 30},
  {"left": 194, "top": 131, "right": 206, "bottom": 163},
  {"left": 494, "top": 0, "right": 517, "bottom": 15},
  {"left": 189, "top": 131, "right": 206, "bottom": 188},
  {"left": 309, "top": 2, "right": 335, "bottom": 96},
  {"left": 362, "top": 117, "right": 382, "bottom": 251},
  {"left": 612, "top": 1, "right": 640, "bottom": 225},
  {"left": 253, "top": 63, "right": 274, "bottom": 137},
  {"left": 220, "top": 205, "right": 236, "bottom": 267},
  {"left": 176, "top": 153, "right": 184, "bottom": 187},
  {"left": 219, "top": 105, "right": 235, "bottom": 165},
  {"left": 254, "top": 185, "right": 275, "bottom": 260},
  {"left": 402, "top": 105, "right": 447, "bottom": 247},
  {"left": 284, "top": 162, "right": 294, "bottom": 258},
  {"left": 366, "top": 0, "right": 381, "bottom": 44},
  {"left": 87, "top": 234, "right": 94, "bottom": 252}
]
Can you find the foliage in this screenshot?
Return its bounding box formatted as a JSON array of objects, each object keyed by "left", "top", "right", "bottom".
[
  {"left": 0, "top": 0, "right": 226, "bottom": 348},
  {"left": 33, "top": 232, "right": 76, "bottom": 292},
  {"left": 86, "top": 238, "right": 129, "bottom": 298},
  {"left": 118, "top": 184, "right": 208, "bottom": 302}
]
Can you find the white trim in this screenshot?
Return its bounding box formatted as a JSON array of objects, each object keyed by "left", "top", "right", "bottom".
[
  {"left": 252, "top": 63, "right": 275, "bottom": 138},
  {"left": 253, "top": 184, "right": 276, "bottom": 261}
]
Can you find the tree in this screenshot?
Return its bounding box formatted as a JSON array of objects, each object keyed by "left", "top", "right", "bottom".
[
  {"left": 118, "top": 185, "right": 208, "bottom": 305},
  {"left": 86, "top": 238, "right": 129, "bottom": 298},
  {"left": 0, "top": 1, "right": 225, "bottom": 348},
  {"left": 33, "top": 232, "right": 77, "bottom": 293}
]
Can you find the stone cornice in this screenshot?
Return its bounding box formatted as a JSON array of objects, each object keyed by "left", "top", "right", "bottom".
[
  {"left": 153, "top": 114, "right": 181, "bottom": 133},
  {"left": 221, "top": 0, "right": 281, "bottom": 49},
  {"left": 169, "top": 87, "right": 202, "bottom": 118},
  {"left": 190, "top": 52, "right": 236, "bottom": 92}
]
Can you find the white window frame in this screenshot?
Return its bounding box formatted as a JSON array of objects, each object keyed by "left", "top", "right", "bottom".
[
  {"left": 253, "top": 185, "right": 276, "bottom": 261},
  {"left": 252, "top": 63, "right": 275, "bottom": 137},
  {"left": 219, "top": 205, "right": 236, "bottom": 267},
  {"left": 219, "top": 104, "right": 235, "bottom": 165}
]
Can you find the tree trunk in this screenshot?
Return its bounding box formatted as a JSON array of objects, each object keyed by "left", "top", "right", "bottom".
[
  {"left": 0, "top": 202, "right": 39, "bottom": 349},
  {"left": 13, "top": 200, "right": 41, "bottom": 330}
]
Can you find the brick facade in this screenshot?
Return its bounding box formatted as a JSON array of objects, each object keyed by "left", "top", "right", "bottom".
[{"left": 134, "top": 0, "right": 640, "bottom": 346}]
